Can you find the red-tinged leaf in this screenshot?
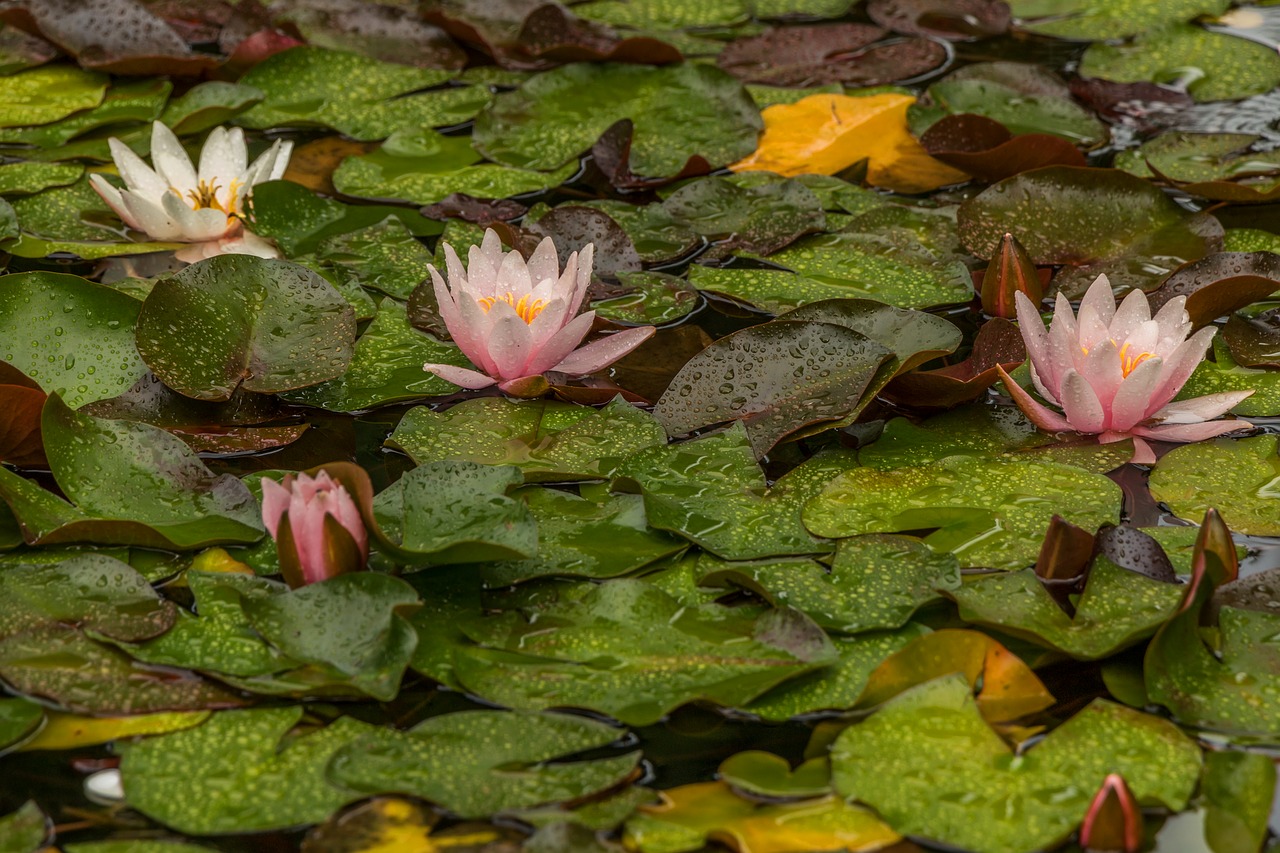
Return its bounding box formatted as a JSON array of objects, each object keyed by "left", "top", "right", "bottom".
[
  {"left": 921, "top": 114, "right": 1086, "bottom": 184},
  {"left": 1095, "top": 526, "right": 1177, "bottom": 584},
  {"left": 1194, "top": 508, "right": 1238, "bottom": 590},
  {"left": 1149, "top": 253, "right": 1280, "bottom": 327},
  {"left": 978, "top": 230, "right": 1045, "bottom": 317},
  {"left": 881, "top": 317, "right": 1025, "bottom": 410},
  {"left": 0, "top": 383, "right": 46, "bottom": 468},
  {"left": 1222, "top": 309, "right": 1280, "bottom": 368},
  {"left": 221, "top": 28, "right": 306, "bottom": 77},
  {"left": 421, "top": 194, "right": 528, "bottom": 225},
  {"left": 717, "top": 23, "right": 946, "bottom": 87},
  {"left": 1069, "top": 78, "right": 1193, "bottom": 133},
  {"left": 170, "top": 424, "right": 308, "bottom": 456},
  {"left": 1033, "top": 515, "right": 1094, "bottom": 617},
  {"left": 1080, "top": 774, "right": 1143, "bottom": 853},
  {"left": 867, "top": 0, "right": 1011, "bottom": 40},
  {"left": 590, "top": 118, "right": 711, "bottom": 191}
]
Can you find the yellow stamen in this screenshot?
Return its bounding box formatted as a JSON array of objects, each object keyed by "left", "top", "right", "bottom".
[
  {"left": 476, "top": 292, "right": 547, "bottom": 324},
  {"left": 1118, "top": 341, "right": 1154, "bottom": 377},
  {"left": 184, "top": 178, "right": 241, "bottom": 215}
]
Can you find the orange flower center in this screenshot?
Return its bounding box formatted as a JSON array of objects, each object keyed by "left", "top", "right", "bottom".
[
  {"left": 1118, "top": 342, "right": 1154, "bottom": 377},
  {"left": 185, "top": 178, "right": 240, "bottom": 215},
  {"left": 477, "top": 292, "right": 547, "bottom": 324}
]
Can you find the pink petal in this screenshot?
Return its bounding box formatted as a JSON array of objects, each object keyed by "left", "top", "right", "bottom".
[
  {"left": 482, "top": 304, "right": 535, "bottom": 379},
  {"left": 431, "top": 266, "right": 486, "bottom": 366},
  {"left": 1014, "top": 291, "right": 1052, "bottom": 389},
  {"left": 1107, "top": 287, "right": 1151, "bottom": 343},
  {"left": 423, "top": 362, "right": 498, "bottom": 389},
  {"left": 260, "top": 477, "right": 291, "bottom": 538},
  {"left": 1130, "top": 436, "right": 1156, "bottom": 465},
  {"left": 1079, "top": 273, "right": 1116, "bottom": 325},
  {"left": 455, "top": 290, "right": 502, "bottom": 376},
  {"left": 1147, "top": 326, "right": 1217, "bottom": 412},
  {"left": 551, "top": 325, "right": 655, "bottom": 376},
  {"left": 1059, "top": 369, "right": 1106, "bottom": 433},
  {"left": 1077, "top": 339, "right": 1124, "bottom": 414},
  {"left": 527, "top": 236, "right": 560, "bottom": 286},
  {"left": 1107, "top": 357, "right": 1163, "bottom": 432},
  {"left": 522, "top": 310, "right": 596, "bottom": 376},
  {"left": 997, "top": 365, "right": 1074, "bottom": 432},
  {"left": 1133, "top": 419, "right": 1253, "bottom": 443},
  {"left": 497, "top": 247, "right": 533, "bottom": 297},
  {"left": 161, "top": 191, "right": 235, "bottom": 241},
  {"left": 443, "top": 243, "right": 470, "bottom": 294},
  {"left": 1075, "top": 304, "right": 1112, "bottom": 355},
  {"left": 525, "top": 296, "right": 571, "bottom": 350},
  {"left": 1150, "top": 390, "right": 1255, "bottom": 424},
  {"left": 1151, "top": 295, "right": 1190, "bottom": 353}
]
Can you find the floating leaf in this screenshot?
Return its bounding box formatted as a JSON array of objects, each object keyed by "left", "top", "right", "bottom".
[
  {"left": 803, "top": 454, "right": 1123, "bottom": 569},
  {"left": 0, "top": 699, "right": 41, "bottom": 752},
  {"left": 136, "top": 255, "right": 355, "bottom": 402},
  {"left": 118, "top": 708, "right": 374, "bottom": 834},
  {"left": 616, "top": 424, "right": 860, "bottom": 559},
  {"left": 19, "top": 709, "right": 208, "bottom": 751},
  {"left": 1006, "top": 0, "right": 1227, "bottom": 39},
  {"left": 249, "top": 179, "right": 441, "bottom": 257},
  {"left": 1175, "top": 337, "right": 1280, "bottom": 417},
  {"left": 330, "top": 710, "right": 639, "bottom": 818},
  {"left": 1202, "top": 751, "right": 1276, "bottom": 853},
  {"left": 729, "top": 93, "right": 969, "bottom": 193},
  {"left": 450, "top": 580, "right": 837, "bottom": 725},
  {"left": 718, "top": 752, "right": 831, "bottom": 799},
  {"left": 868, "top": 0, "right": 1011, "bottom": 39},
  {"left": 948, "top": 557, "right": 1185, "bottom": 659},
  {"left": 1081, "top": 25, "right": 1280, "bottom": 103},
  {"left": 1148, "top": 436, "right": 1280, "bottom": 535},
  {"left": 0, "top": 802, "right": 46, "bottom": 853},
  {"left": 623, "top": 782, "right": 899, "bottom": 853},
  {"left": 473, "top": 61, "right": 762, "bottom": 177},
  {"left": 0, "top": 162, "right": 82, "bottom": 195},
  {"left": 831, "top": 675, "right": 1202, "bottom": 853},
  {"left": 593, "top": 270, "right": 699, "bottom": 325},
  {"left": 237, "top": 46, "right": 489, "bottom": 140},
  {"left": 388, "top": 397, "right": 665, "bottom": 482},
  {"left": 1148, "top": 252, "right": 1280, "bottom": 327},
  {"left": 0, "top": 65, "right": 105, "bottom": 126},
  {"left": 716, "top": 23, "right": 946, "bottom": 87},
  {"left": 920, "top": 114, "right": 1086, "bottom": 184},
  {"left": 0, "top": 271, "right": 146, "bottom": 409}
]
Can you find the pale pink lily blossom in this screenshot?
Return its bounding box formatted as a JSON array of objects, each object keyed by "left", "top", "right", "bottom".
[
  {"left": 90, "top": 121, "right": 291, "bottom": 263},
  {"left": 423, "top": 229, "right": 656, "bottom": 394},
  {"left": 261, "top": 471, "right": 368, "bottom": 588},
  {"left": 998, "top": 274, "right": 1253, "bottom": 464}
]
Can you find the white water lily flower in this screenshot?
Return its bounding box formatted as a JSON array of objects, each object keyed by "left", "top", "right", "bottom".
[{"left": 90, "top": 121, "right": 292, "bottom": 263}]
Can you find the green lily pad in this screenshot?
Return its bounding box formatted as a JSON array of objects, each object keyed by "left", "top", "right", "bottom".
[
  {"left": 948, "top": 557, "right": 1185, "bottom": 659},
  {"left": 333, "top": 128, "right": 575, "bottom": 205},
  {"left": 0, "top": 802, "right": 46, "bottom": 852},
  {"left": 118, "top": 707, "right": 374, "bottom": 834},
  {"left": 652, "top": 319, "right": 893, "bottom": 457},
  {"left": 0, "top": 65, "right": 106, "bottom": 127},
  {"left": 1223, "top": 228, "right": 1280, "bottom": 253},
  {"left": 593, "top": 270, "right": 699, "bottom": 325},
  {"left": 388, "top": 397, "right": 666, "bottom": 481},
  {"left": 578, "top": 201, "right": 700, "bottom": 263},
  {"left": 1115, "top": 131, "right": 1280, "bottom": 184},
  {"left": 479, "top": 487, "right": 686, "bottom": 586},
  {"left": 282, "top": 300, "right": 466, "bottom": 412},
  {"left": 575, "top": 0, "right": 751, "bottom": 28},
  {"left": 0, "top": 271, "right": 146, "bottom": 409},
  {"left": 1081, "top": 25, "right": 1280, "bottom": 103},
  {"left": 136, "top": 255, "right": 355, "bottom": 402},
  {"left": 616, "top": 424, "right": 861, "bottom": 559},
  {"left": 0, "top": 699, "right": 42, "bottom": 752},
  {"left": 746, "top": 624, "right": 931, "bottom": 722},
  {"left": 159, "top": 81, "right": 264, "bottom": 135},
  {"left": 0, "top": 162, "right": 82, "bottom": 195},
  {"left": 1202, "top": 751, "right": 1276, "bottom": 853},
  {"left": 1175, "top": 337, "right": 1280, "bottom": 416},
  {"left": 718, "top": 752, "right": 831, "bottom": 799},
  {"left": 64, "top": 842, "right": 218, "bottom": 853},
  {"left": 1148, "top": 435, "right": 1280, "bottom": 534},
  {"left": 0, "top": 624, "right": 241, "bottom": 715},
  {"left": 0, "top": 77, "right": 167, "bottom": 150},
  {"left": 240, "top": 573, "right": 420, "bottom": 702},
  {"left": 329, "top": 710, "right": 639, "bottom": 818},
  {"left": 450, "top": 579, "right": 837, "bottom": 725},
  {"left": 473, "top": 61, "right": 761, "bottom": 177},
  {"left": 312, "top": 217, "right": 433, "bottom": 301},
  {"left": 659, "top": 175, "right": 826, "bottom": 256},
  {"left": 831, "top": 674, "right": 1202, "bottom": 853},
  {"left": 1007, "top": 0, "right": 1228, "bottom": 40},
  {"left": 957, "top": 165, "right": 1220, "bottom": 293},
  {"left": 237, "top": 46, "right": 489, "bottom": 140},
  {"left": 803, "top": 454, "right": 1123, "bottom": 569},
  {"left": 702, "top": 535, "right": 959, "bottom": 634},
  {"left": 248, "top": 179, "right": 441, "bottom": 257},
  {"left": 859, "top": 406, "right": 1133, "bottom": 473},
  {"left": 0, "top": 395, "right": 264, "bottom": 550},
  {"left": 910, "top": 76, "right": 1105, "bottom": 145},
  {"left": 373, "top": 461, "right": 538, "bottom": 567}
]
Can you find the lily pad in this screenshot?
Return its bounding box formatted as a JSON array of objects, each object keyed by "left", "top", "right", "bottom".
[
  {"left": 283, "top": 300, "right": 466, "bottom": 412},
  {"left": 594, "top": 270, "right": 699, "bottom": 325},
  {"left": 1175, "top": 337, "right": 1280, "bottom": 417},
  {"left": 450, "top": 579, "right": 837, "bottom": 725},
  {"left": 1080, "top": 25, "right": 1280, "bottom": 103},
  {"left": 702, "top": 535, "right": 960, "bottom": 634},
  {"left": 9, "top": 178, "right": 183, "bottom": 258},
  {"left": 948, "top": 557, "right": 1185, "bottom": 659},
  {"left": 0, "top": 698, "right": 41, "bottom": 752},
  {"left": 1007, "top": 0, "right": 1228, "bottom": 40},
  {"left": 652, "top": 319, "right": 893, "bottom": 457},
  {"left": 329, "top": 710, "right": 639, "bottom": 819},
  {"left": 803, "top": 454, "right": 1123, "bottom": 569},
  {"left": 616, "top": 424, "right": 861, "bottom": 559},
  {"left": 0, "top": 395, "right": 263, "bottom": 549},
  {"left": 0, "top": 65, "right": 105, "bottom": 127},
  {"left": 479, "top": 487, "right": 686, "bottom": 586},
  {"left": 0, "top": 802, "right": 45, "bottom": 852},
  {"left": 388, "top": 397, "right": 665, "bottom": 481},
  {"left": 1148, "top": 436, "right": 1280, "bottom": 535},
  {"left": 910, "top": 67, "right": 1105, "bottom": 144},
  {"left": 237, "top": 46, "right": 489, "bottom": 140},
  {"left": 118, "top": 707, "right": 374, "bottom": 834},
  {"left": 0, "top": 271, "right": 146, "bottom": 409},
  {"left": 332, "top": 127, "right": 574, "bottom": 205},
  {"left": 135, "top": 255, "right": 356, "bottom": 402},
  {"left": 473, "top": 61, "right": 762, "bottom": 177},
  {"left": 0, "top": 162, "right": 82, "bottom": 195},
  {"left": 831, "top": 674, "right": 1203, "bottom": 853}
]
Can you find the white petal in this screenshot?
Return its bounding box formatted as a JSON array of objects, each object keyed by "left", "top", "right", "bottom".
[
  {"left": 161, "top": 191, "right": 235, "bottom": 242},
  {"left": 121, "top": 193, "right": 183, "bottom": 241},
  {"left": 108, "top": 136, "right": 168, "bottom": 201},
  {"left": 89, "top": 174, "right": 138, "bottom": 229},
  {"left": 150, "top": 122, "right": 198, "bottom": 196}
]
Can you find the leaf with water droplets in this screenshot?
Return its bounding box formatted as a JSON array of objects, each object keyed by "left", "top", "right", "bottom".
[
  {"left": 831, "top": 674, "right": 1202, "bottom": 853},
  {"left": 1148, "top": 435, "right": 1280, "bottom": 535},
  {"left": 136, "top": 254, "right": 356, "bottom": 402}
]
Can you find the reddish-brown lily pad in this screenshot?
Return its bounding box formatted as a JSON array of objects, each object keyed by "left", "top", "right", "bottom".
[
  {"left": 883, "top": 317, "right": 1025, "bottom": 410},
  {"left": 717, "top": 23, "right": 947, "bottom": 87},
  {"left": 867, "top": 0, "right": 1011, "bottom": 40},
  {"left": 920, "top": 113, "right": 1085, "bottom": 183},
  {"left": 1148, "top": 252, "right": 1280, "bottom": 327}
]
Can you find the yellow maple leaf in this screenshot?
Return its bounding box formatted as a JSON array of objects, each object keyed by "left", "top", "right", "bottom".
[{"left": 730, "top": 93, "right": 969, "bottom": 194}]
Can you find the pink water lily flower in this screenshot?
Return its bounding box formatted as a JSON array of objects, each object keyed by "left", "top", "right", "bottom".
[
  {"left": 998, "top": 274, "right": 1253, "bottom": 464},
  {"left": 261, "top": 471, "right": 368, "bottom": 588},
  {"left": 423, "top": 229, "right": 655, "bottom": 395},
  {"left": 90, "top": 121, "right": 291, "bottom": 263}
]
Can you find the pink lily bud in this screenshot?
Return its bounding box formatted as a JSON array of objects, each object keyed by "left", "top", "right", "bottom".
[
  {"left": 260, "top": 470, "right": 368, "bottom": 588},
  {"left": 1080, "top": 773, "right": 1142, "bottom": 852}
]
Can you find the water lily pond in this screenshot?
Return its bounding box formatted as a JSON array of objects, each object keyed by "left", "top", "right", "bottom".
[{"left": 5, "top": 1, "right": 1280, "bottom": 852}]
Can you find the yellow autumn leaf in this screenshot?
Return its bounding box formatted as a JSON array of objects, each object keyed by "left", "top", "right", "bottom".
[
  {"left": 189, "top": 547, "right": 255, "bottom": 576},
  {"left": 20, "top": 710, "right": 210, "bottom": 751},
  {"left": 730, "top": 93, "right": 969, "bottom": 194},
  {"left": 303, "top": 798, "right": 510, "bottom": 853}
]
